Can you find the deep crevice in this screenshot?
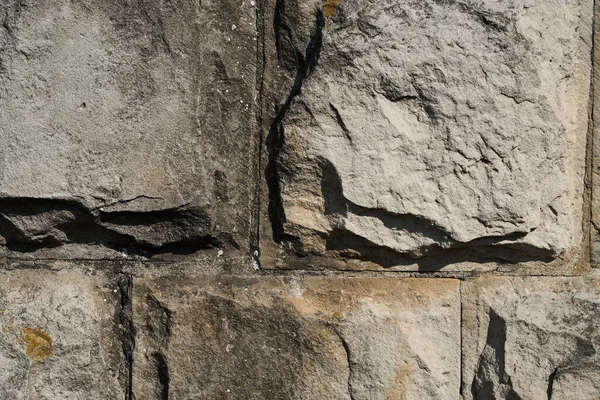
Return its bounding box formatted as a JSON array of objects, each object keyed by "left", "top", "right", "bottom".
[
  {"left": 118, "top": 274, "right": 135, "bottom": 400},
  {"left": 0, "top": 197, "right": 221, "bottom": 256},
  {"left": 266, "top": 8, "right": 325, "bottom": 241},
  {"left": 546, "top": 367, "right": 558, "bottom": 400},
  {"left": 153, "top": 352, "right": 170, "bottom": 400}
]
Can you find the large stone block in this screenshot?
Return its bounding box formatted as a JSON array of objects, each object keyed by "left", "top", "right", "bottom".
[
  {"left": 462, "top": 277, "right": 600, "bottom": 399},
  {"left": 0, "top": 268, "right": 125, "bottom": 399},
  {"left": 0, "top": 0, "right": 258, "bottom": 258},
  {"left": 132, "top": 275, "right": 460, "bottom": 399},
  {"left": 263, "top": 0, "right": 592, "bottom": 270}
]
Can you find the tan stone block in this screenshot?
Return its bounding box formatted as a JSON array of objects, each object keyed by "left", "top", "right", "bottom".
[
  {"left": 263, "top": 0, "right": 592, "bottom": 271},
  {"left": 462, "top": 277, "right": 600, "bottom": 399},
  {"left": 0, "top": 0, "right": 258, "bottom": 258},
  {"left": 0, "top": 268, "right": 125, "bottom": 399},
  {"left": 133, "top": 276, "right": 460, "bottom": 399}
]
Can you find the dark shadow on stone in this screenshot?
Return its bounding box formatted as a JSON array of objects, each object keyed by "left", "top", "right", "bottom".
[
  {"left": 0, "top": 197, "right": 220, "bottom": 256},
  {"left": 315, "top": 159, "right": 554, "bottom": 270},
  {"left": 471, "top": 310, "right": 522, "bottom": 400},
  {"left": 266, "top": 9, "right": 325, "bottom": 242}
]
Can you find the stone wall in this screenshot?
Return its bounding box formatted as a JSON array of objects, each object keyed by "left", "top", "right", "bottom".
[{"left": 0, "top": 0, "right": 598, "bottom": 399}]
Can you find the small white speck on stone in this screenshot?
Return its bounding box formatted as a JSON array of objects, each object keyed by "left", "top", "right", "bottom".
[
  {"left": 231, "top": 24, "right": 237, "bottom": 30},
  {"left": 217, "top": 249, "right": 224, "bottom": 257},
  {"left": 252, "top": 250, "right": 260, "bottom": 270},
  {"left": 250, "top": 0, "right": 255, "bottom": 5},
  {"left": 113, "top": 289, "right": 118, "bottom": 293},
  {"left": 121, "top": 248, "right": 128, "bottom": 257}
]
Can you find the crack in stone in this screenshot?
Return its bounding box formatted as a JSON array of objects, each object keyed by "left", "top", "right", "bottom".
[
  {"left": 334, "top": 329, "right": 355, "bottom": 400},
  {"left": 153, "top": 352, "right": 170, "bottom": 400},
  {"left": 266, "top": 6, "right": 325, "bottom": 241},
  {"left": 118, "top": 274, "right": 135, "bottom": 400},
  {"left": 546, "top": 367, "right": 558, "bottom": 400}
]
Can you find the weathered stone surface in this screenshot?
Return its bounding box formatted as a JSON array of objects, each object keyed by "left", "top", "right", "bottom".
[
  {"left": 132, "top": 276, "right": 460, "bottom": 399},
  {"left": 589, "top": 0, "right": 600, "bottom": 268},
  {"left": 0, "top": 268, "right": 124, "bottom": 399},
  {"left": 462, "top": 277, "right": 600, "bottom": 399},
  {"left": 264, "top": 0, "right": 591, "bottom": 268},
  {"left": 0, "top": 0, "right": 258, "bottom": 257}
]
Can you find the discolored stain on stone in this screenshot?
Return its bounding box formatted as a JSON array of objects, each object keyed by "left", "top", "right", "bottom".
[
  {"left": 132, "top": 275, "right": 461, "bottom": 399},
  {"left": 0, "top": 268, "right": 125, "bottom": 399},
  {"left": 323, "top": 0, "right": 340, "bottom": 18},
  {"left": 19, "top": 327, "right": 53, "bottom": 362}
]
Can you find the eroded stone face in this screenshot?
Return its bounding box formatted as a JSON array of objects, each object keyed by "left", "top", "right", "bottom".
[
  {"left": 0, "top": 268, "right": 124, "bottom": 399},
  {"left": 462, "top": 277, "right": 600, "bottom": 400},
  {"left": 132, "top": 276, "right": 460, "bottom": 399},
  {"left": 590, "top": 0, "right": 600, "bottom": 269},
  {"left": 266, "top": 0, "right": 591, "bottom": 267},
  {"left": 0, "top": 0, "right": 257, "bottom": 256}
]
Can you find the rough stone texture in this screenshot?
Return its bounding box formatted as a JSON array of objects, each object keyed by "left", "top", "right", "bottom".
[
  {"left": 590, "top": 0, "right": 600, "bottom": 268},
  {"left": 0, "top": 0, "right": 258, "bottom": 258},
  {"left": 0, "top": 268, "right": 124, "bottom": 399},
  {"left": 132, "top": 276, "right": 460, "bottom": 399},
  {"left": 462, "top": 277, "right": 600, "bottom": 400},
  {"left": 263, "top": 0, "right": 591, "bottom": 269},
  {"left": 0, "top": 0, "right": 597, "bottom": 398}
]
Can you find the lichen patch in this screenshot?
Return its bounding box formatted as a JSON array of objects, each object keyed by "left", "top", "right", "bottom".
[
  {"left": 323, "top": 0, "right": 340, "bottom": 18},
  {"left": 19, "top": 327, "right": 53, "bottom": 362}
]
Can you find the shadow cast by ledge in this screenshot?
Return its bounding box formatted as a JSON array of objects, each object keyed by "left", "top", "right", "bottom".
[{"left": 0, "top": 197, "right": 222, "bottom": 257}]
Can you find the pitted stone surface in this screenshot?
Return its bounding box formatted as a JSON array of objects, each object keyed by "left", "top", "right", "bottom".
[
  {"left": 462, "top": 277, "right": 600, "bottom": 400},
  {"left": 132, "top": 276, "right": 460, "bottom": 399},
  {"left": 0, "top": 268, "right": 124, "bottom": 399},
  {"left": 0, "top": 0, "right": 257, "bottom": 256},
  {"left": 265, "top": 0, "right": 591, "bottom": 267}
]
